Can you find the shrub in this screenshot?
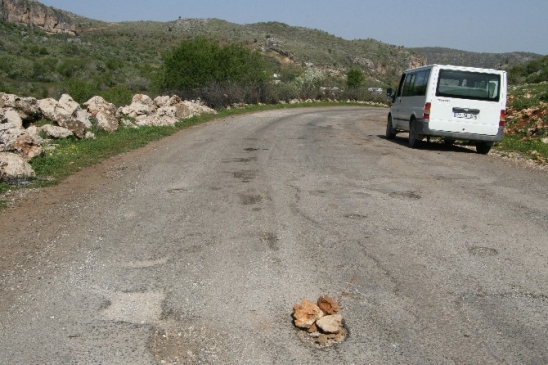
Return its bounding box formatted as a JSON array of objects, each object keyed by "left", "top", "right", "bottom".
[
  {"left": 346, "top": 68, "right": 365, "bottom": 89},
  {"left": 156, "top": 37, "right": 272, "bottom": 105},
  {"left": 265, "top": 82, "right": 299, "bottom": 103},
  {"left": 57, "top": 58, "right": 89, "bottom": 78},
  {"left": 98, "top": 85, "right": 134, "bottom": 106},
  {"left": 61, "top": 78, "right": 100, "bottom": 103},
  {"left": 508, "top": 55, "right": 548, "bottom": 85},
  {"left": 511, "top": 96, "right": 539, "bottom": 111},
  {"left": 291, "top": 68, "right": 326, "bottom": 100},
  {"left": 0, "top": 55, "right": 35, "bottom": 79}
]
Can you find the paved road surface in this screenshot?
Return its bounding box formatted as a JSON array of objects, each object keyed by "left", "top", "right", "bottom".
[{"left": 1, "top": 107, "right": 547, "bottom": 364}]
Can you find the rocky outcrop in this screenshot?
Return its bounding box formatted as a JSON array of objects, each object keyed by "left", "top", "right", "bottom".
[
  {"left": 84, "top": 96, "right": 118, "bottom": 133},
  {"left": 38, "top": 95, "right": 91, "bottom": 138},
  {"left": 0, "top": 91, "right": 218, "bottom": 181},
  {"left": 0, "top": 152, "right": 35, "bottom": 181},
  {"left": 0, "top": 125, "right": 43, "bottom": 161},
  {"left": 506, "top": 95, "right": 548, "bottom": 139},
  {"left": 117, "top": 94, "right": 216, "bottom": 127},
  {"left": 0, "top": 0, "right": 77, "bottom": 35},
  {"left": 40, "top": 124, "right": 73, "bottom": 139},
  {"left": 0, "top": 108, "right": 23, "bottom": 128},
  {"left": 0, "top": 93, "right": 41, "bottom": 123}
]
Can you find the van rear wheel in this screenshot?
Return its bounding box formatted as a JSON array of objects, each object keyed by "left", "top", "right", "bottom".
[
  {"left": 476, "top": 142, "right": 492, "bottom": 154},
  {"left": 408, "top": 119, "right": 422, "bottom": 148}
]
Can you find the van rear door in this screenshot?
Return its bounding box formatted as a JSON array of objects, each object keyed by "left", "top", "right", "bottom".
[{"left": 428, "top": 68, "right": 504, "bottom": 136}]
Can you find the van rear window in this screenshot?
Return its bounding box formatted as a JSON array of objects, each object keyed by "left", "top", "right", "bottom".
[{"left": 436, "top": 70, "right": 501, "bottom": 101}]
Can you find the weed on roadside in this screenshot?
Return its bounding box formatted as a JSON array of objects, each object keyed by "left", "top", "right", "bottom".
[{"left": 495, "top": 136, "right": 548, "bottom": 164}]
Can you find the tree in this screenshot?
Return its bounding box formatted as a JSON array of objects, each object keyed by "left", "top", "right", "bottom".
[
  {"left": 346, "top": 68, "right": 365, "bottom": 89},
  {"left": 157, "top": 37, "right": 272, "bottom": 94},
  {"left": 157, "top": 37, "right": 219, "bottom": 92}
]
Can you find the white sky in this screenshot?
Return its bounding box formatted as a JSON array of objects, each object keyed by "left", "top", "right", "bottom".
[{"left": 39, "top": 0, "right": 548, "bottom": 55}]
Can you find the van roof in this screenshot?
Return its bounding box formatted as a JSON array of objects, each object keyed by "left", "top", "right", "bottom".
[{"left": 404, "top": 64, "right": 506, "bottom": 74}]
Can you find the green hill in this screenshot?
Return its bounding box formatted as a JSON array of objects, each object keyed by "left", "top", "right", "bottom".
[
  {"left": 410, "top": 47, "right": 541, "bottom": 69},
  {"left": 0, "top": 0, "right": 544, "bottom": 106}
]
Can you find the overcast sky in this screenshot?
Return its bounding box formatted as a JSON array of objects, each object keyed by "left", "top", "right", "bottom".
[{"left": 39, "top": 0, "right": 547, "bottom": 55}]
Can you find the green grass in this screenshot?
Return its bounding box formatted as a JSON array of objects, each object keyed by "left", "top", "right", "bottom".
[
  {"left": 495, "top": 135, "right": 548, "bottom": 163},
  {"left": 30, "top": 121, "right": 196, "bottom": 186}
]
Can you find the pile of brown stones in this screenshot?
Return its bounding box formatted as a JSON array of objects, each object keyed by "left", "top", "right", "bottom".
[{"left": 292, "top": 295, "right": 347, "bottom": 347}]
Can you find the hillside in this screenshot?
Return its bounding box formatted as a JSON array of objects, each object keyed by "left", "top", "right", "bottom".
[
  {"left": 76, "top": 18, "right": 427, "bottom": 86},
  {"left": 0, "top": 15, "right": 427, "bottom": 103},
  {"left": 0, "top": 0, "right": 101, "bottom": 34},
  {"left": 0, "top": 0, "right": 544, "bottom": 106},
  {"left": 411, "top": 47, "right": 541, "bottom": 69}
]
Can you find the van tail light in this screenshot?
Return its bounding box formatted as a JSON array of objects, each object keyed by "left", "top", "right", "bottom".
[
  {"left": 499, "top": 110, "right": 506, "bottom": 127},
  {"left": 423, "top": 102, "right": 431, "bottom": 121}
]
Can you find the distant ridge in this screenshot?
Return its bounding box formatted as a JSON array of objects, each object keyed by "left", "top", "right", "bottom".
[{"left": 411, "top": 47, "right": 541, "bottom": 69}]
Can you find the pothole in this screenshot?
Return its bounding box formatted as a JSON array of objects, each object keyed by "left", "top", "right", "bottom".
[
  {"left": 389, "top": 191, "right": 422, "bottom": 200},
  {"left": 296, "top": 325, "right": 348, "bottom": 348},
  {"left": 292, "top": 296, "right": 348, "bottom": 348},
  {"left": 167, "top": 188, "right": 189, "bottom": 194},
  {"left": 231, "top": 157, "right": 257, "bottom": 163},
  {"left": 260, "top": 232, "right": 279, "bottom": 251},
  {"left": 149, "top": 323, "right": 228, "bottom": 365},
  {"left": 240, "top": 193, "right": 262, "bottom": 205},
  {"left": 343, "top": 213, "right": 368, "bottom": 220},
  {"left": 100, "top": 291, "right": 165, "bottom": 324},
  {"left": 468, "top": 246, "right": 499, "bottom": 257},
  {"left": 233, "top": 170, "right": 257, "bottom": 182}
]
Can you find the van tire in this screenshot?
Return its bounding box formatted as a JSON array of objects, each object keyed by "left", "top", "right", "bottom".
[
  {"left": 408, "top": 119, "right": 422, "bottom": 149},
  {"left": 476, "top": 142, "right": 492, "bottom": 154},
  {"left": 386, "top": 115, "right": 396, "bottom": 139}
]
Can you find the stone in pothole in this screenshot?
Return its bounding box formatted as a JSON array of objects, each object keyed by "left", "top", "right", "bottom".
[{"left": 316, "top": 314, "right": 343, "bottom": 334}]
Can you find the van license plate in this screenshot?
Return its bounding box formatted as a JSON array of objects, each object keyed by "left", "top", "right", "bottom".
[{"left": 454, "top": 112, "right": 477, "bottom": 120}]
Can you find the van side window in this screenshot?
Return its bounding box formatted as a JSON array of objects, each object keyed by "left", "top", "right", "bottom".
[
  {"left": 400, "top": 70, "right": 431, "bottom": 97},
  {"left": 396, "top": 73, "right": 406, "bottom": 97},
  {"left": 403, "top": 73, "right": 416, "bottom": 96},
  {"left": 413, "top": 70, "right": 430, "bottom": 96}
]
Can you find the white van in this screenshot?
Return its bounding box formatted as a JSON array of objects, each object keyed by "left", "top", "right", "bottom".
[{"left": 386, "top": 64, "right": 507, "bottom": 154}]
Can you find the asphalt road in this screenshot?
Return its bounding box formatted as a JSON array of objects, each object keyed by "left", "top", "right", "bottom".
[{"left": 1, "top": 107, "right": 547, "bottom": 364}]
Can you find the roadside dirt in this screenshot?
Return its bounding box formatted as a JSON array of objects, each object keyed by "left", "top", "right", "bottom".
[{"left": 0, "top": 129, "right": 191, "bottom": 275}]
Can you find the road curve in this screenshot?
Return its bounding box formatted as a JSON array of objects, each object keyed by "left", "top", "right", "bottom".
[{"left": 1, "top": 107, "right": 547, "bottom": 364}]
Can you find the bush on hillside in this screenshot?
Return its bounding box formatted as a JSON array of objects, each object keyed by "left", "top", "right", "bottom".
[
  {"left": 290, "top": 68, "right": 326, "bottom": 100},
  {"left": 61, "top": 78, "right": 100, "bottom": 103},
  {"left": 346, "top": 68, "right": 365, "bottom": 89},
  {"left": 508, "top": 56, "right": 548, "bottom": 84},
  {"left": 156, "top": 37, "right": 272, "bottom": 106}
]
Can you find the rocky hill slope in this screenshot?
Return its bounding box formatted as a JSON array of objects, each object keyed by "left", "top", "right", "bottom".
[
  {"left": 411, "top": 47, "right": 541, "bottom": 69},
  {"left": 0, "top": 0, "right": 78, "bottom": 35}
]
